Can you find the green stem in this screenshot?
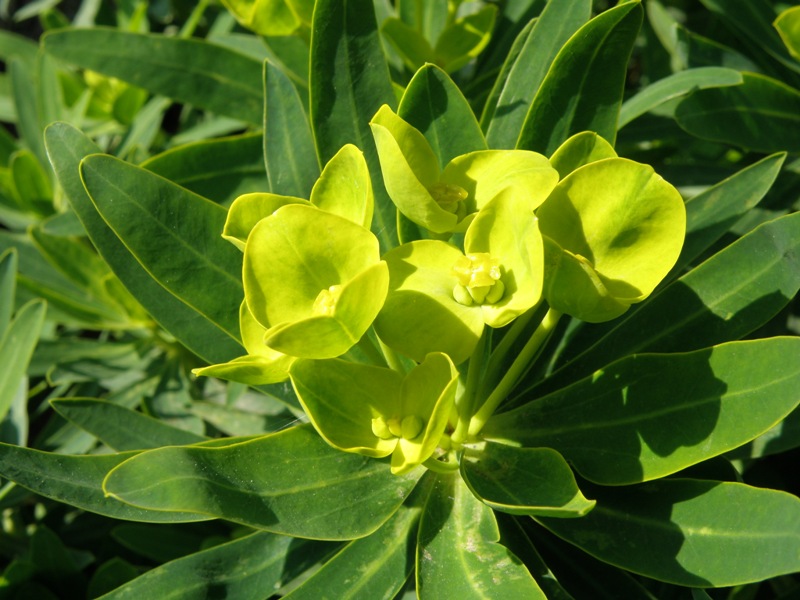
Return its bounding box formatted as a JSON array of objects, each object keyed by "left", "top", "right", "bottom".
[
  {"left": 479, "top": 303, "right": 540, "bottom": 398},
  {"left": 468, "top": 308, "right": 561, "bottom": 436},
  {"left": 179, "top": 0, "right": 210, "bottom": 38},
  {"left": 423, "top": 454, "right": 460, "bottom": 473},
  {"left": 451, "top": 329, "right": 488, "bottom": 444}
]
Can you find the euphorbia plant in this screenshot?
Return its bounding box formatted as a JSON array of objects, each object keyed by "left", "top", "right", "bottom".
[{"left": 1, "top": 0, "right": 800, "bottom": 598}]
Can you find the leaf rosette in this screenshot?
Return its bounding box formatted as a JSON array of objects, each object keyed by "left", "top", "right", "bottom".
[
  {"left": 374, "top": 188, "right": 544, "bottom": 364},
  {"left": 290, "top": 352, "right": 459, "bottom": 474},
  {"left": 537, "top": 157, "right": 686, "bottom": 322},
  {"left": 370, "top": 105, "right": 558, "bottom": 233}
]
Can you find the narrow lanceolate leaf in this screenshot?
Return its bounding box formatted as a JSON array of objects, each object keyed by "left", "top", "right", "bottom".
[
  {"left": 417, "top": 473, "right": 545, "bottom": 599},
  {"left": 28, "top": 225, "right": 131, "bottom": 325},
  {"left": 285, "top": 501, "right": 422, "bottom": 599},
  {"left": 9, "top": 58, "right": 48, "bottom": 169},
  {"left": 50, "top": 398, "right": 208, "bottom": 452},
  {"left": 488, "top": 338, "right": 800, "bottom": 485},
  {"left": 618, "top": 67, "right": 742, "bottom": 129},
  {"left": 44, "top": 123, "right": 243, "bottom": 364},
  {"left": 531, "top": 211, "right": 800, "bottom": 391},
  {"left": 80, "top": 154, "right": 243, "bottom": 345},
  {"left": 675, "top": 72, "right": 800, "bottom": 152},
  {"left": 697, "top": 0, "right": 800, "bottom": 79},
  {"left": 43, "top": 29, "right": 263, "bottom": 124},
  {"left": 0, "top": 300, "right": 45, "bottom": 422},
  {"left": 0, "top": 249, "right": 17, "bottom": 337},
  {"left": 0, "top": 444, "right": 207, "bottom": 522},
  {"left": 677, "top": 152, "right": 785, "bottom": 273},
  {"left": 103, "top": 425, "right": 421, "bottom": 540},
  {"left": 142, "top": 133, "right": 268, "bottom": 206},
  {"left": 398, "top": 64, "right": 486, "bottom": 166},
  {"left": 517, "top": 2, "right": 642, "bottom": 155},
  {"left": 264, "top": 61, "right": 319, "bottom": 198},
  {"left": 100, "top": 532, "right": 297, "bottom": 600},
  {"left": 461, "top": 443, "right": 595, "bottom": 518},
  {"left": 310, "top": 0, "right": 397, "bottom": 251},
  {"left": 539, "top": 479, "right": 800, "bottom": 587},
  {"left": 483, "top": 0, "right": 591, "bottom": 149}
]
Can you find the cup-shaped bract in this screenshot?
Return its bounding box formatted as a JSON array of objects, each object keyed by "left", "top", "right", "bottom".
[
  {"left": 375, "top": 188, "right": 544, "bottom": 363},
  {"left": 290, "top": 352, "right": 459, "bottom": 474},
  {"left": 537, "top": 158, "right": 686, "bottom": 322},
  {"left": 244, "top": 204, "right": 389, "bottom": 358},
  {"left": 221, "top": 0, "right": 313, "bottom": 36},
  {"left": 369, "top": 105, "right": 558, "bottom": 233},
  {"left": 222, "top": 144, "right": 372, "bottom": 251},
  {"left": 192, "top": 301, "right": 295, "bottom": 384}
]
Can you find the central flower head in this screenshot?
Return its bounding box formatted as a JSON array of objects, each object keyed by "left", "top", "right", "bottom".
[
  {"left": 428, "top": 182, "right": 468, "bottom": 218},
  {"left": 370, "top": 105, "right": 559, "bottom": 234},
  {"left": 452, "top": 253, "right": 505, "bottom": 305},
  {"left": 312, "top": 285, "right": 344, "bottom": 316}
]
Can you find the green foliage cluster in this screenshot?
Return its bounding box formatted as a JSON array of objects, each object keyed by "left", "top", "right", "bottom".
[{"left": 0, "top": 0, "right": 799, "bottom": 598}]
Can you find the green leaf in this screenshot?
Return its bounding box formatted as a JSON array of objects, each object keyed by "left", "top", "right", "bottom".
[
  {"left": 43, "top": 29, "right": 264, "bottom": 124},
  {"left": 50, "top": 398, "right": 208, "bottom": 451},
  {"left": 538, "top": 479, "right": 800, "bottom": 586},
  {"left": 100, "top": 532, "right": 298, "bottom": 600},
  {"left": 10, "top": 149, "right": 52, "bottom": 215},
  {"left": 538, "top": 211, "right": 800, "bottom": 389},
  {"left": 0, "top": 248, "right": 17, "bottom": 337},
  {"left": 284, "top": 501, "right": 420, "bottom": 599},
  {"left": 264, "top": 61, "right": 320, "bottom": 198},
  {"left": 28, "top": 225, "right": 132, "bottom": 325},
  {"left": 775, "top": 6, "right": 800, "bottom": 61},
  {"left": 417, "top": 473, "right": 544, "bottom": 599},
  {"left": 9, "top": 58, "right": 49, "bottom": 171},
  {"left": 0, "top": 300, "right": 45, "bottom": 422},
  {"left": 141, "top": 133, "right": 268, "bottom": 207},
  {"left": 381, "top": 18, "right": 436, "bottom": 71},
  {"left": 619, "top": 67, "right": 743, "bottom": 129},
  {"left": 462, "top": 443, "right": 595, "bottom": 517},
  {"left": 488, "top": 338, "right": 800, "bottom": 485},
  {"left": 675, "top": 72, "right": 800, "bottom": 152},
  {"left": 398, "top": 64, "right": 487, "bottom": 166},
  {"left": 80, "top": 154, "right": 243, "bottom": 346},
  {"left": 0, "top": 231, "right": 113, "bottom": 327},
  {"left": 677, "top": 152, "right": 785, "bottom": 273},
  {"left": 548, "top": 131, "right": 617, "bottom": 179},
  {"left": 0, "top": 444, "right": 208, "bottom": 522},
  {"left": 103, "top": 424, "right": 421, "bottom": 540},
  {"left": 483, "top": 0, "right": 591, "bottom": 149},
  {"left": 433, "top": 5, "right": 497, "bottom": 73},
  {"left": 310, "top": 0, "right": 397, "bottom": 251},
  {"left": 517, "top": 1, "right": 643, "bottom": 154},
  {"left": 44, "top": 122, "right": 243, "bottom": 364},
  {"left": 0, "top": 30, "right": 39, "bottom": 69},
  {"left": 698, "top": 0, "right": 800, "bottom": 79}
]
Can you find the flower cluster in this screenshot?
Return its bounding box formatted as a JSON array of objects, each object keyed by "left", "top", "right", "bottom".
[{"left": 196, "top": 106, "right": 686, "bottom": 474}]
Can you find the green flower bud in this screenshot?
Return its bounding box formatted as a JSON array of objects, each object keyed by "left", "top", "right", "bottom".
[
  {"left": 312, "top": 284, "right": 344, "bottom": 316},
  {"left": 452, "top": 253, "right": 504, "bottom": 305},
  {"left": 371, "top": 416, "right": 395, "bottom": 440},
  {"left": 401, "top": 415, "right": 424, "bottom": 440}
]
